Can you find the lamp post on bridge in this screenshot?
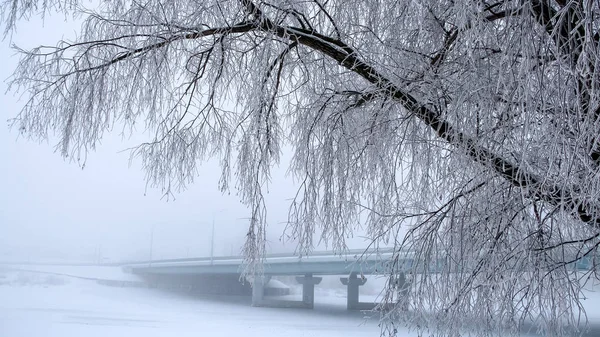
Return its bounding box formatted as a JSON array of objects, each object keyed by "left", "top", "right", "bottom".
[
  {"left": 210, "top": 217, "right": 215, "bottom": 265},
  {"left": 210, "top": 208, "right": 227, "bottom": 265},
  {"left": 149, "top": 223, "right": 157, "bottom": 266}
]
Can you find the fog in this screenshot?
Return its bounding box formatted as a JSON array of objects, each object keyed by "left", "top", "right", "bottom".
[
  {"left": 3, "top": 7, "right": 600, "bottom": 337},
  {"left": 0, "top": 15, "right": 288, "bottom": 263},
  {"left": 0, "top": 13, "right": 373, "bottom": 264}
]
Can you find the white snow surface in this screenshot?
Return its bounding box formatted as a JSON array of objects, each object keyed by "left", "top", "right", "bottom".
[
  {"left": 2, "top": 266, "right": 600, "bottom": 337},
  {"left": 0, "top": 268, "right": 391, "bottom": 337}
]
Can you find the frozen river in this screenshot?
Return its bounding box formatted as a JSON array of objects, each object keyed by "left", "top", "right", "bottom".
[
  {"left": 0, "top": 269, "right": 390, "bottom": 337},
  {"left": 1, "top": 267, "right": 600, "bottom": 337}
]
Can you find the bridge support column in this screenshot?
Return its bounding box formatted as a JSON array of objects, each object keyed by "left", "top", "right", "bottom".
[
  {"left": 341, "top": 273, "right": 373, "bottom": 310},
  {"left": 295, "top": 274, "right": 322, "bottom": 309},
  {"left": 394, "top": 272, "right": 411, "bottom": 311},
  {"left": 250, "top": 275, "right": 271, "bottom": 307}
]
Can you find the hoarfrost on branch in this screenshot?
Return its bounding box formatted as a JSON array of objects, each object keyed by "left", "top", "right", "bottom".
[{"left": 3, "top": 0, "right": 600, "bottom": 336}]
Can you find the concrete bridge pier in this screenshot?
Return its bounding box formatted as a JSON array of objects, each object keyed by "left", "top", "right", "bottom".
[
  {"left": 394, "top": 272, "right": 411, "bottom": 311},
  {"left": 341, "top": 272, "right": 375, "bottom": 310},
  {"left": 250, "top": 275, "right": 271, "bottom": 307},
  {"left": 295, "top": 274, "right": 322, "bottom": 309}
]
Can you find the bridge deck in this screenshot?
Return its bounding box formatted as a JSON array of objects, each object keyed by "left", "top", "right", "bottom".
[{"left": 125, "top": 249, "right": 406, "bottom": 276}]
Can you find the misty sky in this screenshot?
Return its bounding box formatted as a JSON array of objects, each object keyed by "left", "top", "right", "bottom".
[
  {"left": 0, "top": 14, "right": 297, "bottom": 263},
  {"left": 0, "top": 11, "right": 373, "bottom": 263}
]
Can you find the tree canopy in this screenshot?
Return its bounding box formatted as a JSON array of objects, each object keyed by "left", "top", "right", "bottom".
[{"left": 3, "top": 0, "right": 600, "bottom": 336}]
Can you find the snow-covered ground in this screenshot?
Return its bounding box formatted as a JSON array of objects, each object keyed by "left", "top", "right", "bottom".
[
  {"left": 2, "top": 266, "right": 600, "bottom": 337},
  {"left": 0, "top": 267, "right": 391, "bottom": 337}
]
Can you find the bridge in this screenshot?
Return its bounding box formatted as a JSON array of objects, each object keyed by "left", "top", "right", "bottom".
[
  {"left": 124, "top": 249, "right": 412, "bottom": 310},
  {"left": 123, "top": 247, "right": 595, "bottom": 311}
]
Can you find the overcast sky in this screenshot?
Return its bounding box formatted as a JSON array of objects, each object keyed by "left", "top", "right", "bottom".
[
  {"left": 0, "top": 11, "right": 375, "bottom": 263},
  {"left": 0, "top": 14, "right": 291, "bottom": 263}
]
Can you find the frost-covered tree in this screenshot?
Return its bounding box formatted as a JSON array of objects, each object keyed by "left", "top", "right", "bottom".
[{"left": 3, "top": 0, "right": 600, "bottom": 336}]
